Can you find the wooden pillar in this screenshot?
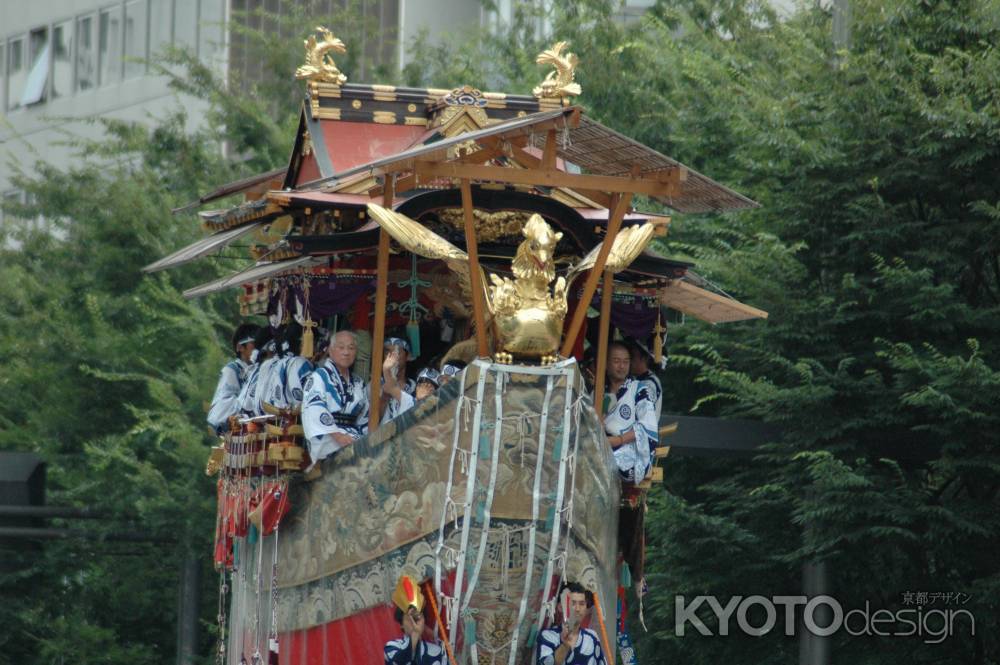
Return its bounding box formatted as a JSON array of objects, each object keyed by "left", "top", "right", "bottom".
[
  {"left": 594, "top": 270, "right": 614, "bottom": 420},
  {"left": 460, "top": 179, "right": 490, "bottom": 358},
  {"left": 560, "top": 192, "right": 633, "bottom": 357},
  {"left": 541, "top": 129, "right": 558, "bottom": 169},
  {"left": 370, "top": 176, "right": 395, "bottom": 421}
]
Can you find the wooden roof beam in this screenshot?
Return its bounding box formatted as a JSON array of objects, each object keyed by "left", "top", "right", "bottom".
[
  {"left": 370, "top": 144, "right": 505, "bottom": 196},
  {"left": 410, "top": 162, "right": 685, "bottom": 198},
  {"left": 479, "top": 136, "right": 616, "bottom": 208},
  {"left": 458, "top": 144, "right": 505, "bottom": 165},
  {"left": 451, "top": 136, "right": 684, "bottom": 207}
]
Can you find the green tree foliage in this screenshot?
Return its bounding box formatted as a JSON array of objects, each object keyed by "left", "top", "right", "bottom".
[
  {"left": 0, "top": 114, "right": 248, "bottom": 663},
  {"left": 0, "top": 38, "right": 299, "bottom": 665},
  {"left": 3, "top": 0, "right": 998, "bottom": 663},
  {"left": 0, "top": 2, "right": 394, "bottom": 660},
  {"left": 404, "top": 0, "right": 1000, "bottom": 661},
  {"left": 520, "top": 1, "right": 999, "bottom": 663}
]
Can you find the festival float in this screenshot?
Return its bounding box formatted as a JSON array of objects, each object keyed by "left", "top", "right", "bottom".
[{"left": 145, "top": 29, "right": 767, "bottom": 665}]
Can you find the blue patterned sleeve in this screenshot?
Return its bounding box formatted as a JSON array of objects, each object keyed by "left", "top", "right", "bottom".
[
  {"left": 631, "top": 385, "right": 658, "bottom": 480},
  {"left": 357, "top": 384, "right": 370, "bottom": 435},
  {"left": 422, "top": 641, "right": 445, "bottom": 665},
  {"left": 594, "top": 635, "right": 607, "bottom": 665},
  {"left": 536, "top": 629, "right": 560, "bottom": 665},
  {"left": 384, "top": 637, "right": 413, "bottom": 664}
]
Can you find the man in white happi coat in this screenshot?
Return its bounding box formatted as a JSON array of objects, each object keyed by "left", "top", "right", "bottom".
[
  {"left": 258, "top": 323, "right": 313, "bottom": 412},
  {"left": 628, "top": 337, "right": 663, "bottom": 425},
  {"left": 236, "top": 328, "right": 275, "bottom": 417},
  {"left": 602, "top": 342, "right": 658, "bottom": 483},
  {"left": 251, "top": 328, "right": 286, "bottom": 417},
  {"left": 207, "top": 323, "right": 258, "bottom": 433},
  {"left": 379, "top": 337, "right": 416, "bottom": 424},
  {"left": 302, "top": 330, "right": 369, "bottom": 464}
]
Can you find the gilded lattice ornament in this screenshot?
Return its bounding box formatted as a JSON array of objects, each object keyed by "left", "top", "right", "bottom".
[
  {"left": 435, "top": 209, "right": 529, "bottom": 242},
  {"left": 532, "top": 41, "right": 581, "bottom": 100},
  {"left": 295, "top": 27, "right": 347, "bottom": 86},
  {"left": 446, "top": 138, "right": 480, "bottom": 159},
  {"left": 435, "top": 105, "right": 489, "bottom": 132}
]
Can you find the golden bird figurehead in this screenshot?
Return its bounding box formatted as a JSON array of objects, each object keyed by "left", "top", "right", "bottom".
[
  {"left": 391, "top": 574, "right": 425, "bottom": 614},
  {"left": 512, "top": 214, "right": 563, "bottom": 283}
]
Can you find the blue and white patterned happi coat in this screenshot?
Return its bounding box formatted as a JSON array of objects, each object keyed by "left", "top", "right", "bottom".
[
  {"left": 207, "top": 358, "right": 249, "bottom": 433},
  {"left": 603, "top": 377, "right": 659, "bottom": 483},
  {"left": 380, "top": 377, "right": 416, "bottom": 424},
  {"left": 536, "top": 628, "right": 607, "bottom": 665},
  {"left": 260, "top": 353, "right": 314, "bottom": 412},
  {"left": 302, "top": 359, "right": 369, "bottom": 463},
  {"left": 235, "top": 361, "right": 262, "bottom": 418},
  {"left": 249, "top": 355, "right": 285, "bottom": 416},
  {"left": 384, "top": 636, "right": 444, "bottom": 665},
  {"left": 633, "top": 369, "right": 663, "bottom": 424}
]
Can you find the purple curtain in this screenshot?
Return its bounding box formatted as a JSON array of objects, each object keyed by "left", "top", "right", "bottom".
[
  {"left": 609, "top": 298, "right": 659, "bottom": 340},
  {"left": 269, "top": 278, "right": 376, "bottom": 321}
]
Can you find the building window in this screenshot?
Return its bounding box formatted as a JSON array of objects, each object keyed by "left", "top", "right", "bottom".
[
  {"left": 52, "top": 21, "right": 74, "bottom": 99},
  {"left": 99, "top": 5, "right": 123, "bottom": 86},
  {"left": 124, "top": 0, "right": 148, "bottom": 78},
  {"left": 76, "top": 16, "right": 97, "bottom": 91},
  {"left": 150, "top": 0, "right": 174, "bottom": 56},
  {"left": 6, "top": 38, "right": 25, "bottom": 110},
  {"left": 175, "top": 0, "right": 198, "bottom": 53},
  {"left": 21, "top": 28, "right": 50, "bottom": 107}
]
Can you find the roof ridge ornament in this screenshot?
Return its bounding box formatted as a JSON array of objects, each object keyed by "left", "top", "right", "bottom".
[
  {"left": 443, "top": 85, "right": 489, "bottom": 107},
  {"left": 295, "top": 27, "right": 347, "bottom": 86},
  {"left": 532, "top": 41, "right": 581, "bottom": 103}
]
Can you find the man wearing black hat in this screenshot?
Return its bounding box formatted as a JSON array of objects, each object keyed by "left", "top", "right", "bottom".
[{"left": 207, "top": 323, "right": 258, "bottom": 434}]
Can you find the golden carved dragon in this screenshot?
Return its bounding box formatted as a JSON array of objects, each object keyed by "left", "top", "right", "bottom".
[
  {"left": 532, "top": 41, "right": 581, "bottom": 100},
  {"left": 366, "top": 204, "right": 654, "bottom": 363},
  {"left": 295, "top": 27, "right": 347, "bottom": 85}
]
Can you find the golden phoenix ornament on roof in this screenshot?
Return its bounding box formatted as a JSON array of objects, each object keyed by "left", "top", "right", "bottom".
[
  {"left": 366, "top": 204, "right": 655, "bottom": 364},
  {"left": 533, "top": 41, "right": 581, "bottom": 100},
  {"left": 295, "top": 27, "right": 347, "bottom": 85}
]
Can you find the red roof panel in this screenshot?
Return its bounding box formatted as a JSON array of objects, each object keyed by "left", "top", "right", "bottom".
[
  {"left": 295, "top": 154, "right": 322, "bottom": 187},
  {"left": 319, "top": 121, "right": 428, "bottom": 174}
]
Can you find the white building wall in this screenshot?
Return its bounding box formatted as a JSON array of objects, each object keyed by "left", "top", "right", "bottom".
[{"left": 0, "top": 0, "right": 226, "bottom": 230}]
